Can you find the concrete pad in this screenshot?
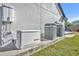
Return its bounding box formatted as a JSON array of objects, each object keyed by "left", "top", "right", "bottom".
[
  {"left": 0, "top": 34, "right": 74, "bottom": 56},
  {"left": 64, "top": 34, "right": 75, "bottom": 37}
]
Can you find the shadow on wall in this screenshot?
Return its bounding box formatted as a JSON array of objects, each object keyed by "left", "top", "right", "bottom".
[{"left": 0, "top": 41, "right": 18, "bottom": 52}]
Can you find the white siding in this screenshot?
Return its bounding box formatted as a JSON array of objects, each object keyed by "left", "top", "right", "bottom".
[
  {"left": 3, "top": 3, "right": 41, "bottom": 32},
  {"left": 2, "top": 3, "right": 63, "bottom": 38},
  {"left": 39, "top": 3, "right": 62, "bottom": 36},
  {"left": 3, "top": 3, "right": 62, "bottom": 33}
]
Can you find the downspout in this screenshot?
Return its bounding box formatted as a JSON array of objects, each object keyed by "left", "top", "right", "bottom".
[
  {"left": 0, "top": 4, "right": 3, "bottom": 46},
  {"left": 40, "top": 3, "right": 42, "bottom": 40}
]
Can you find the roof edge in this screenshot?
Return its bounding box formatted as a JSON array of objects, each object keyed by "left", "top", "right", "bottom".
[{"left": 55, "top": 3, "right": 66, "bottom": 17}]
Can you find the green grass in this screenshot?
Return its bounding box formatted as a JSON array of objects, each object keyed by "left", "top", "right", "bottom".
[{"left": 32, "top": 33, "right": 79, "bottom": 56}]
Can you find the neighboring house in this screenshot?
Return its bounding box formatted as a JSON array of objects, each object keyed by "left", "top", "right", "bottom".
[
  {"left": 0, "top": 3, "right": 66, "bottom": 50},
  {"left": 70, "top": 20, "right": 79, "bottom": 32}
]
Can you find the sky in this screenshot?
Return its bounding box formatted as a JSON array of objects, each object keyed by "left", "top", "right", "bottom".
[{"left": 60, "top": 3, "right": 79, "bottom": 23}]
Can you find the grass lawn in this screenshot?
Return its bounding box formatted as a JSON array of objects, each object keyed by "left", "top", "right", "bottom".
[{"left": 32, "top": 33, "right": 79, "bottom": 56}]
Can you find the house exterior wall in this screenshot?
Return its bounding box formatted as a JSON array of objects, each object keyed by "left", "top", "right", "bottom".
[
  {"left": 3, "top": 3, "right": 63, "bottom": 35},
  {"left": 0, "top": 3, "right": 65, "bottom": 49},
  {"left": 3, "top": 3, "right": 41, "bottom": 32},
  {"left": 39, "top": 4, "right": 62, "bottom": 37}
]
